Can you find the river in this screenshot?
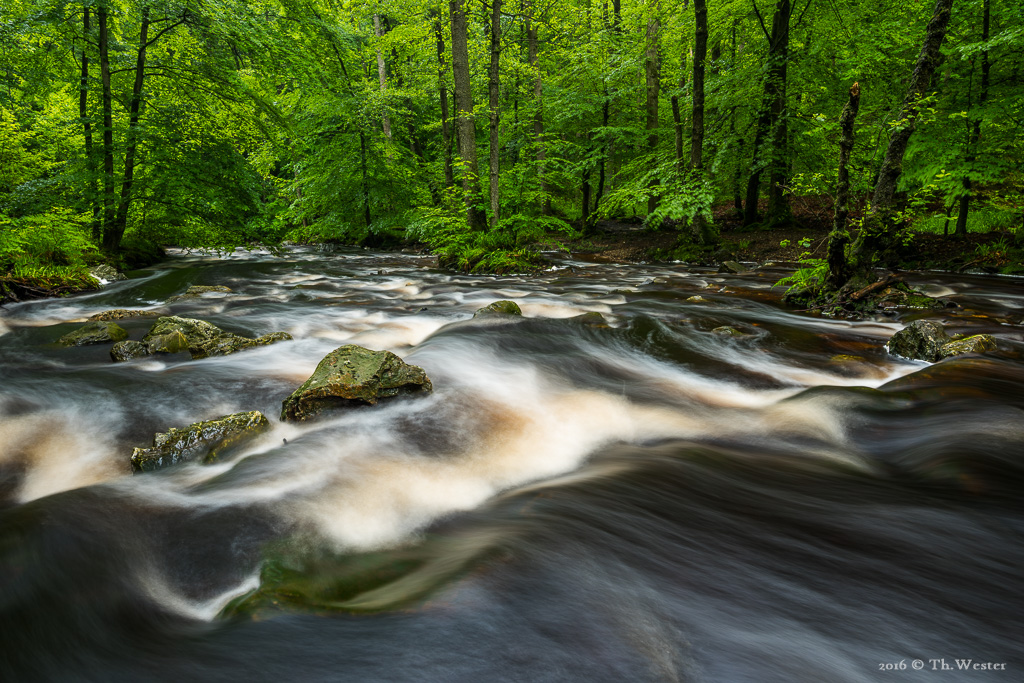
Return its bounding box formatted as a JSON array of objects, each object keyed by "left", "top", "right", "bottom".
[{"left": 0, "top": 248, "right": 1021, "bottom": 681}]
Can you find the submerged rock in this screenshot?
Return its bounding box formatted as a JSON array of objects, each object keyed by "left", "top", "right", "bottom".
[
  {"left": 88, "top": 264, "right": 127, "bottom": 282},
  {"left": 572, "top": 312, "right": 610, "bottom": 328},
  {"left": 281, "top": 344, "right": 432, "bottom": 422},
  {"left": 110, "top": 315, "right": 292, "bottom": 362},
  {"left": 89, "top": 309, "right": 162, "bottom": 321},
  {"left": 110, "top": 340, "right": 149, "bottom": 362},
  {"left": 168, "top": 284, "right": 233, "bottom": 302},
  {"left": 57, "top": 321, "right": 129, "bottom": 347},
  {"left": 712, "top": 326, "right": 745, "bottom": 337},
  {"left": 886, "top": 321, "right": 997, "bottom": 362},
  {"left": 938, "top": 334, "right": 997, "bottom": 360},
  {"left": 473, "top": 300, "right": 522, "bottom": 317},
  {"left": 131, "top": 410, "right": 271, "bottom": 473}
]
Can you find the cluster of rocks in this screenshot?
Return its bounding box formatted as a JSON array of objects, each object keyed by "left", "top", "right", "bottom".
[
  {"left": 886, "top": 320, "right": 997, "bottom": 362},
  {"left": 111, "top": 316, "right": 292, "bottom": 362}
]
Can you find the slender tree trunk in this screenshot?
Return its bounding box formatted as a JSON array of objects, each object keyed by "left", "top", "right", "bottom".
[
  {"left": 488, "top": 0, "right": 502, "bottom": 228},
  {"left": 730, "top": 20, "right": 742, "bottom": 216},
  {"left": 434, "top": 19, "right": 454, "bottom": 188},
  {"left": 373, "top": 12, "right": 392, "bottom": 140},
  {"left": 826, "top": 82, "right": 860, "bottom": 290},
  {"left": 644, "top": 8, "right": 660, "bottom": 215},
  {"left": 107, "top": 7, "right": 151, "bottom": 252},
  {"left": 360, "top": 131, "right": 372, "bottom": 228},
  {"left": 743, "top": 0, "right": 791, "bottom": 227},
  {"left": 848, "top": 0, "right": 955, "bottom": 281},
  {"left": 79, "top": 8, "right": 101, "bottom": 241},
  {"left": 97, "top": 6, "right": 115, "bottom": 240},
  {"left": 581, "top": 167, "right": 592, "bottom": 224},
  {"left": 671, "top": 96, "right": 683, "bottom": 171},
  {"left": 689, "top": 0, "right": 710, "bottom": 241},
  {"left": 450, "top": 0, "right": 487, "bottom": 230},
  {"left": 954, "top": 0, "right": 989, "bottom": 238},
  {"left": 593, "top": 97, "right": 610, "bottom": 216},
  {"left": 527, "top": 6, "right": 548, "bottom": 214}
]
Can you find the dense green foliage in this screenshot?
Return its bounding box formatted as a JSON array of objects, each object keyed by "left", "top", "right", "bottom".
[{"left": 1, "top": 0, "right": 1022, "bottom": 283}]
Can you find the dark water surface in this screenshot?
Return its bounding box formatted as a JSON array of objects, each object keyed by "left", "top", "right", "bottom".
[{"left": 1, "top": 248, "right": 1022, "bottom": 682}]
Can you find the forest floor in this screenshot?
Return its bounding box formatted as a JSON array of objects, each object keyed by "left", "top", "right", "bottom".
[{"left": 566, "top": 199, "right": 1019, "bottom": 272}]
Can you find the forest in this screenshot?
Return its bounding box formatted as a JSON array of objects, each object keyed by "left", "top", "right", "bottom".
[{"left": 2, "top": 0, "right": 1023, "bottom": 296}]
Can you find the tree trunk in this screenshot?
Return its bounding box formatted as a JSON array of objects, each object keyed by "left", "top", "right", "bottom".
[
  {"left": 848, "top": 0, "right": 955, "bottom": 281},
  {"left": 593, "top": 96, "right": 610, "bottom": 217},
  {"left": 644, "top": 8, "right": 660, "bottom": 215},
  {"left": 671, "top": 96, "right": 683, "bottom": 171},
  {"left": 743, "top": 0, "right": 791, "bottom": 227},
  {"left": 107, "top": 7, "right": 151, "bottom": 252},
  {"left": 527, "top": 6, "right": 548, "bottom": 214},
  {"left": 954, "top": 0, "right": 989, "bottom": 238},
  {"left": 79, "top": 8, "right": 101, "bottom": 241},
  {"left": 688, "top": 0, "right": 710, "bottom": 241},
  {"left": 488, "top": 0, "right": 502, "bottom": 228},
  {"left": 373, "top": 12, "right": 392, "bottom": 140},
  {"left": 826, "top": 82, "right": 861, "bottom": 290},
  {"left": 450, "top": 0, "right": 487, "bottom": 230},
  {"left": 97, "top": 6, "right": 115, "bottom": 241},
  {"left": 360, "top": 131, "right": 372, "bottom": 228},
  {"left": 434, "top": 19, "right": 454, "bottom": 188}
]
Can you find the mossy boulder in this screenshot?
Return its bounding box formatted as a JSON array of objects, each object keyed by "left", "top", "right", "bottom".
[
  {"left": 712, "top": 325, "right": 745, "bottom": 337},
  {"left": 572, "top": 312, "right": 610, "bottom": 328},
  {"left": 886, "top": 320, "right": 950, "bottom": 361},
  {"left": 109, "top": 316, "right": 292, "bottom": 362},
  {"left": 938, "top": 334, "right": 997, "bottom": 359},
  {"left": 886, "top": 321, "right": 997, "bottom": 362},
  {"left": 88, "top": 264, "right": 127, "bottom": 282},
  {"left": 89, "top": 309, "right": 162, "bottom": 321},
  {"left": 131, "top": 410, "right": 271, "bottom": 473},
  {"left": 57, "top": 320, "right": 129, "bottom": 347},
  {"left": 168, "top": 284, "right": 233, "bottom": 302},
  {"left": 281, "top": 344, "right": 432, "bottom": 422},
  {"left": 473, "top": 300, "right": 522, "bottom": 317}
]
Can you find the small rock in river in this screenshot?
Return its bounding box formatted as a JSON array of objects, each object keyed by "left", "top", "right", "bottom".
[
  {"left": 473, "top": 300, "right": 522, "bottom": 317},
  {"left": 57, "top": 321, "right": 128, "bottom": 347},
  {"left": 131, "top": 410, "right": 271, "bottom": 472}
]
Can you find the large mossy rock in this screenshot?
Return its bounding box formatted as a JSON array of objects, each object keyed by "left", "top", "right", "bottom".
[
  {"left": 131, "top": 410, "right": 271, "bottom": 473},
  {"left": 57, "top": 320, "right": 129, "bottom": 347},
  {"left": 886, "top": 320, "right": 951, "bottom": 361},
  {"left": 168, "top": 284, "right": 233, "bottom": 302},
  {"left": 110, "top": 316, "right": 292, "bottom": 362},
  {"left": 473, "top": 300, "right": 522, "bottom": 317},
  {"left": 886, "top": 320, "right": 997, "bottom": 362},
  {"left": 281, "top": 344, "right": 432, "bottom": 422}
]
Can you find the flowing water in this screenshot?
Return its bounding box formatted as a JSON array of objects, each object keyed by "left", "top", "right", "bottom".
[{"left": 1, "top": 248, "right": 1022, "bottom": 682}]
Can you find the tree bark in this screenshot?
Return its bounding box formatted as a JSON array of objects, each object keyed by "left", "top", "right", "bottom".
[
  {"left": 79, "top": 8, "right": 101, "bottom": 241},
  {"left": 97, "top": 6, "right": 115, "bottom": 241},
  {"left": 107, "top": 7, "right": 151, "bottom": 252},
  {"left": 644, "top": 7, "right": 660, "bottom": 215},
  {"left": 743, "top": 0, "right": 791, "bottom": 227},
  {"left": 488, "top": 0, "right": 502, "bottom": 228},
  {"left": 848, "top": 0, "right": 955, "bottom": 280},
  {"left": 434, "top": 18, "right": 454, "bottom": 188},
  {"left": 954, "top": 0, "right": 989, "bottom": 237},
  {"left": 450, "top": 0, "right": 487, "bottom": 230},
  {"left": 688, "top": 0, "right": 710, "bottom": 241},
  {"left": 373, "top": 12, "right": 392, "bottom": 140},
  {"left": 527, "top": 5, "right": 548, "bottom": 214},
  {"left": 826, "top": 82, "right": 860, "bottom": 290},
  {"left": 671, "top": 95, "right": 683, "bottom": 171}
]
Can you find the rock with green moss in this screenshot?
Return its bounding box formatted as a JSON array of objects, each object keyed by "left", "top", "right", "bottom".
[
  {"left": 109, "top": 316, "right": 291, "bottom": 362},
  {"left": 110, "top": 340, "right": 149, "bottom": 362},
  {"left": 938, "top": 334, "right": 997, "bottom": 359},
  {"left": 89, "top": 309, "right": 163, "bottom": 321},
  {"left": 88, "top": 264, "right": 127, "bottom": 282},
  {"left": 885, "top": 320, "right": 950, "bottom": 361},
  {"left": 281, "top": 344, "right": 432, "bottom": 422},
  {"left": 712, "top": 325, "right": 745, "bottom": 337},
  {"left": 718, "top": 261, "right": 748, "bottom": 274},
  {"left": 57, "top": 320, "right": 129, "bottom": 347},
  {"left": 131, "top": 410, "right": 271, "bottom": 473},
  {"left": 572, "top": 312, "right": 610, "bottom": 328},
  {"left": 168, "top": 284, "right": 233, "bottom": 302},
  {"left": 473, "top": 300, "right": 522, "bottom": 317}
]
